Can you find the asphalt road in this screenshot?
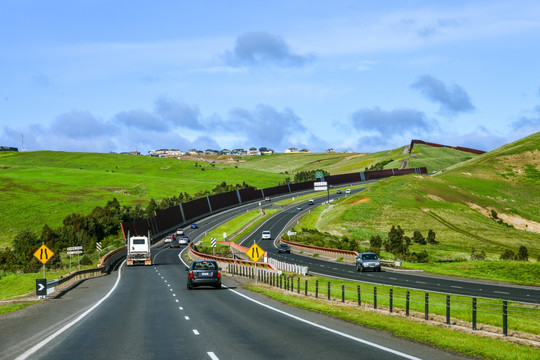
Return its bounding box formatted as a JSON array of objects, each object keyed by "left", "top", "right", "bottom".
[
  {"left": 232, "top": 190, "right": 540, "bottom": 305},
  {"left": 2, "top": 246, "right": 473, "bottom": 360}
]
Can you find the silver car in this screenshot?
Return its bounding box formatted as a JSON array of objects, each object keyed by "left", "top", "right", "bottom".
[{"left": 356, "top": 252, "right": 381, "bottom": 272}]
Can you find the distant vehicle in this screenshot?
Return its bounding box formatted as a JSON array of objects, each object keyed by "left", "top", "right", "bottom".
[
  {"left": 178, "top": 236, "right": 190, "bottom": 245},
  {"left": 176, "top": 228, "right": 185, "bottom": 236},
  {"left": 356, "top": 252, "right": 381, "bottom": 272},
  {"left": 345, "top": 189, "right": 351, "bottom": 194},
  {"left": 308, "top": 199, "right": 314, "bottom": 205},
  {"left": 278, "top": 243, "right": 290, "bottom": 253},
  {"left": 191, "top": 223, "right": 198, "bottom": 229},
  {"left": 127, "top": 235, "right": 152, "bottom": 266},
  {"left": 296, "top": 206, "right": 302, "bottom": 211},
  {"left": 336, "top": 190, "right": 342, "bottom": 194},
  {"left": 262, "top": 230, "right": 271, "bottom": 240},
  {"left": 265, "top": 196, "right": 271, "bottom": 201},
  {"left": 164, "top": 236, "right": 173, "bottom": 244},
  {"left": 169, "top": 237, "right": 180, "bottom": 248},
  {"left": 186, "top": 260, "right": 221, "bottom": 289}
]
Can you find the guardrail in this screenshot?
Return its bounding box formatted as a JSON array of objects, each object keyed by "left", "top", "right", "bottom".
[
  {"left": 266, "top": 257, "right": 308, "bottom": 275},
  {"left": 280, "top": 239, "right": 400, "bottom": 267},
  {"left": 45, "top": 247, "right": 127, "bottom": 295}
]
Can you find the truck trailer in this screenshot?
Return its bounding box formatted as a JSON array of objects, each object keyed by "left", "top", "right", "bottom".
[{"left": 127, "top": 235, "right": 152, "bottom": 266}]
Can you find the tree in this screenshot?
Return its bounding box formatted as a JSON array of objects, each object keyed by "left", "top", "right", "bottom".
[
  {"left": 370, "top": 235, "right": 382, "bottom": 249},
  {"left": 427, "top": 229, "right": 438, "bottom": 244},
  {"left": 413, "top": 230, "right": 426, "bottom": 245},
  {"left": 500, "top": 249, "right": 515, "bottom": 260},
  {"left": 386, "top": 225, "right": 408, "bottom": 255},
  {"left": 516, "top": 246, "right": 529, "bottom": 261}
]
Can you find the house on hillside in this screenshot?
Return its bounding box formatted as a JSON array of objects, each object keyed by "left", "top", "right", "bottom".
[
  {"left": 299, "top": 148, "right": 310, "bottom": 153},
  {"left": 259, "top": 147, "right": 274, "bottom": 155},
  {"left": 0, "top": 146, "right": 18, "bottom": 152},
  {"left": 326, "top": 148, "right": 335, "bottom": 153},
  {"left": 285, "top": 147, "right": 298, "bottom": 153},
  {"left": 204, "top": 149, "right": 219, "bottom": 155},
  {"left": 247, "top": 147, "right": 259, "bottom": 156},
  {"left": 232, "top": 148, "right": 246, "bottom": 156},
  {"left": 220, "top": 149, "right": 231, "bottom": 155}
]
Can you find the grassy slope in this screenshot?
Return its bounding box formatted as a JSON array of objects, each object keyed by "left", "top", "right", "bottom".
[
  {"left": 0, "top": 142, "right": 486, "bottom": 248},
  {"left": 312, "top": 132, "right": 540, "bottom": 264},
  {"left": 0, "top": 151, "right": 286, "bottom": 246}
]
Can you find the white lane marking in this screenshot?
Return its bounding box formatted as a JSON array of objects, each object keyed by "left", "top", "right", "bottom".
[
  {"left": 15, "top": 260, "right": 126, "bottom": 360},
  {"left": 225, "top": 286, "right": 422, "bottom": 360},
  {"left": 173, "top": 294, "right": 176, "bottom": 297},
  {"left": 415, "top": 281, "right": 426, "bottom": 284},
  {"left": 451, "top": 286, "right": 462, "bottom": 289},
  {"left": 176, "top": 300, "right": 179, "bottom": 303},
  {"left": 179, "top": 307, "right": 183, "bottom": 310},
  {"left": 193, "top": 330, "right": 200, "bottom": 335},
  {"left": 389, "top": 277, "right": 397, "bottom": 280},
  {"left": 494, "top": 291, "right": 509, "bottom": 295},
  {"left": 208, "top": 352, "right": 219, "bottom": 360},
  {"left": 185, "top": 316, "right": 190, "bottom": 320},
  {"left": 170, "top": 289, "right": 173, "bottom": 291}
]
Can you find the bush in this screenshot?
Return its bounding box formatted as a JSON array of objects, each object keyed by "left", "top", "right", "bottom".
[
  {"left": 471, "top": 247, "right": 486, "bottom": 261},
  {"left": 516, "top": 246, "right": 529, "bottom": 261},
  {"left": 80, "top": 255, "right": 93, "bottom": 266},
  {"left": 500, "top": 249, "right": 515, "bottom": 260}
]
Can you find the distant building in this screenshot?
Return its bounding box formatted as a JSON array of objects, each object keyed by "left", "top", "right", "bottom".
[
  {"left": 0, "top": 146, "right": 18, "bottom": 152},
  {"left": 204, "top": 149, "right": 219, "bottom": 155},
  {"left": 231, "top": 148, "right": 246, "bottom": 156},
  {"left": 285, "top": 147, "right": 298, "bottom": 153},
  {"left": 299, "top": 148, "right": 310, "bottom": 153},
  {"left": 259, "top": 147, "right": 274, "bottom": 155},
  {"left": 247, "top": 147, "right": 259, "bottom": 156},
  {"left": 220, "top": 149, "right": 232, "bottom": 155},
  {"left": 326, "top": 148, "right": 335, "bottom": 153}
]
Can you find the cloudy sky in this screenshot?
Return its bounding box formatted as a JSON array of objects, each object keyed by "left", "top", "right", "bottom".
[{"left": 1, "top": 1, "right": 539, "bottom": 154}]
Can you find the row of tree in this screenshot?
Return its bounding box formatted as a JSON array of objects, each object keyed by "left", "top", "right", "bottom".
[{"left": 0, "top": 181, "right": 251, "bottom": 273}]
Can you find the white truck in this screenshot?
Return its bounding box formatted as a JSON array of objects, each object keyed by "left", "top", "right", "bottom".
[{"left": 126, "top": 235, "right": 152, "bottom": 266}]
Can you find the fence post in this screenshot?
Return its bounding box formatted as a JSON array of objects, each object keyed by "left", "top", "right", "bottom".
[
  {"left": 406, "top": 291, "right": 410, "bottom": 316},
  {"left": 291, "top": 277, "right": 294, "bottom": 292},
  {"left": 316, "top": 280, "right": 318, "bottom": 298},
  {"left": 389, "top": 289, "right": 393, "bottom": 313},
  {"left": 503, "top": 301, "right": 508, "bottom": 336},
  {"left": 446, "top": 295, "right": 450, "bottom": 325},
  {"left": 357, "top": 284, "right": 361, "bottom": 306},
  {"left": 425, "top": 293, "right": 429, "bottom": 320},
  {"left": 297, "top": 278, "right": 300, "bottom": 294},
  {"left": 472, "top": 298, "right": 477, "bottom": 330},
  {"left": 280, "top": 275, "right": 282, "bottom": 289},
  {"left": 305, "top": 279, "right": 308, "bottom": 296},
  {"left": 342, "top": 283, "right": 345, "bottom": 303},
  {"left": 374, "top": 287, "right": 377, "bottom": 309},
  {"left": 328, "top": 282, "right": 331, "bottom": 300}
]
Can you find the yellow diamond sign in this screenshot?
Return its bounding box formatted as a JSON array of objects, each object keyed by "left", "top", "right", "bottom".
[
  {"left": 246, "top": 243, "right": 264, "bottom": 262},
  {"left": 34, "top": 244, "right": 54, "bottom": 264}
]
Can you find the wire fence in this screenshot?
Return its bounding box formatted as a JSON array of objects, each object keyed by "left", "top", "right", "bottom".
[{"left": 230, "top": 265, "right": 540, "bottom": 339}]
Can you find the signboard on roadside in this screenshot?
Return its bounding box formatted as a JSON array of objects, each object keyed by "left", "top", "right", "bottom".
[
  {"left": 246, "top": 243, "right": 264, "bottom": 262},
  {"left": 33, "top": 245, "right": 54, "bottom": 265},
  {"left": 36, "top": 279, "right": 47, "bottom": 296}
]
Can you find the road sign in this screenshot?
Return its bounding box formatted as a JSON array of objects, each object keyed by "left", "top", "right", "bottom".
[
  {"left": 67, "top": 246, "right": 82, "bottom": 251},
  {"left": 211, "top": 238, "right": 216, "bottom": 248},
  {"left": 36, "top": 278, "right": 47, "bottom": 296},
  {"left": 315, "top": 171, "right": 323, "bottom": 178},
  {"left": 314, "top": 181, "right": 328, "bottom": 191},
  {"left": 34, "top": 245, "right": 54, "bottom": 264},
  {"left": 223, "top": 232, "right": 227, "bottom": 239},
  {"left": 96, "top": 242, "right": 102, "bottom": 251},
  {"left": 287, "top": 231, "right": 297, "bottom": 236},
  {"left": 246, "top": 243, "right": 264, "bottom": 262},
  {"left": 67, "top": 250, "right": 83, "bottom": 255}
]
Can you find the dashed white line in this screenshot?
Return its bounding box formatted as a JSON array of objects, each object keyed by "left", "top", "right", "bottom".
[
  {"left": 494, "top": 291, "right": 509, "bottom": 295},
  {"left": 451, "top": 286, "right": 462, "bottom": 289},
  {"left": 389, "top": 277, "right": 397, "bottom": 280},
  {"left": 185, "top": 316, "right": 190, "bottom": 320},
  {"left": 415, "top": 281, "right": 426, "bottom": 284},
  {"left": 207, "top": 352, "right": 219, "bottom": 360},
  {"left": 179, "top": 306, "right": 183, "bottom": 310},
  {"left": 175, "top": 300, "right": 179, "bottom": 303},
  {"left": 193, "top": 330, "right": 200, "bottom": 335}
]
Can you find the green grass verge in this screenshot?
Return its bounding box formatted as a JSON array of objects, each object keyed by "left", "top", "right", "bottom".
[
  {"left": 0, "top": 271, "right": 69, "bottom": 300},
  {"left": 0, "top": 302, "right": 38, "bottom": 315},
  {"left": 245, "top": 283, "right": 540, "bottom": 360}
]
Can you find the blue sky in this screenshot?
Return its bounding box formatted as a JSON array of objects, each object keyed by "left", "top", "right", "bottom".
[{"left": 1, "top": 0, "right": 539, "bottom": 154}]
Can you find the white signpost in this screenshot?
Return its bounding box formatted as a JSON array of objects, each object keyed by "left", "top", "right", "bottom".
[
  {"left": 67, "top": 246, "right": 83, "bottom": 271},
  {"left": 314, "top": 181, "right": 330, "bottom": 203}
]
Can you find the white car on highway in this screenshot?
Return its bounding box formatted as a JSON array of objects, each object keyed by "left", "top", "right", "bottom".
[{"left": 262, "top": 230, "right": 271, "bottom": 240}]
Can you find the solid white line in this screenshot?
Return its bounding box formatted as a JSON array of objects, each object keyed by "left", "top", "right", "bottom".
[
  {"left": 225, "top": 286, "right": 422, "bottom": 360},
  {"left": 193, "top": 330, "right": 200, "bottom": 335},
  {"left": 15, "top": 260, "right": 126, "bottom": 360},
  {"left": 207, "top": 352, "right": 220, "bottom": 360}
]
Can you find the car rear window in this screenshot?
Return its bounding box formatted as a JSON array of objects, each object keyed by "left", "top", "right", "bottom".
[
  {"left": 193, "top": 262, "right": 217, "bottom": 270},
  {"left": 362, "top": 254, "right": 378, "bottom": 260},
  {"left": 133, "top": 239, "right": 146, "bottom": 245}
]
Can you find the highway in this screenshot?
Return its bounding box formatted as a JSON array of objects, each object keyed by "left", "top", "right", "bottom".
[
  {"left": 234, "top": 189, "right": 540, "bottom": 305},
  {"left": 1, "top": 186, "right": 538, "bottom": 359},
  {"left": 2, "top": 246, "right": 470, "bottom": 360}
]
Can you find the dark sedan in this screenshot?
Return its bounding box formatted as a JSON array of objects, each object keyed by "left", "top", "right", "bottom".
[
  {"left": 186, "top": 260, "right": 221, "bottom": 289},
  {"left": 278, "top": 243, "right": 291, "bottom": 253}
]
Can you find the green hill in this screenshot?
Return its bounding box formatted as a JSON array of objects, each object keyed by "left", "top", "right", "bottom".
[
  {"left": 311, "top": 132, "right": 540, "bottom": 266},
  {"left": 0, "top": 143, "right": 480, "bottom": 248}
]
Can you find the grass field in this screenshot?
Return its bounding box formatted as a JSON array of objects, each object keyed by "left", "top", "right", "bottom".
[{"left": 298, "top": 133, "right": 540, "bottom": 281}]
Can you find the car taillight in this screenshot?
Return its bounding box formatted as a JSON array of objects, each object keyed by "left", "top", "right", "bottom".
[
  {"left": 189, "top": 271, "right": 193, "bottom": 278},
  {"left": 217, "top": 271, "right": 221, "bottom": 278}
]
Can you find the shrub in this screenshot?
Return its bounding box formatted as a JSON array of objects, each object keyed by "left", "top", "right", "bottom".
[
  {"left": 471, "top": 247, "right": 486, "bottom": 261},
  {"left": 500, "top": 249, "right": 515, "bottom": 260},
  {"left": 516, "top": 246, "right": 529, "bottom": 261},
  {"left": 80, "top": 255, "right": 93, "bottom": 266},
  {"left": 427, "top": 229, "right": 438, "bottom": 244},
  {"left": 413, "top": 230, "right": 426, "bottom": 245}
]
